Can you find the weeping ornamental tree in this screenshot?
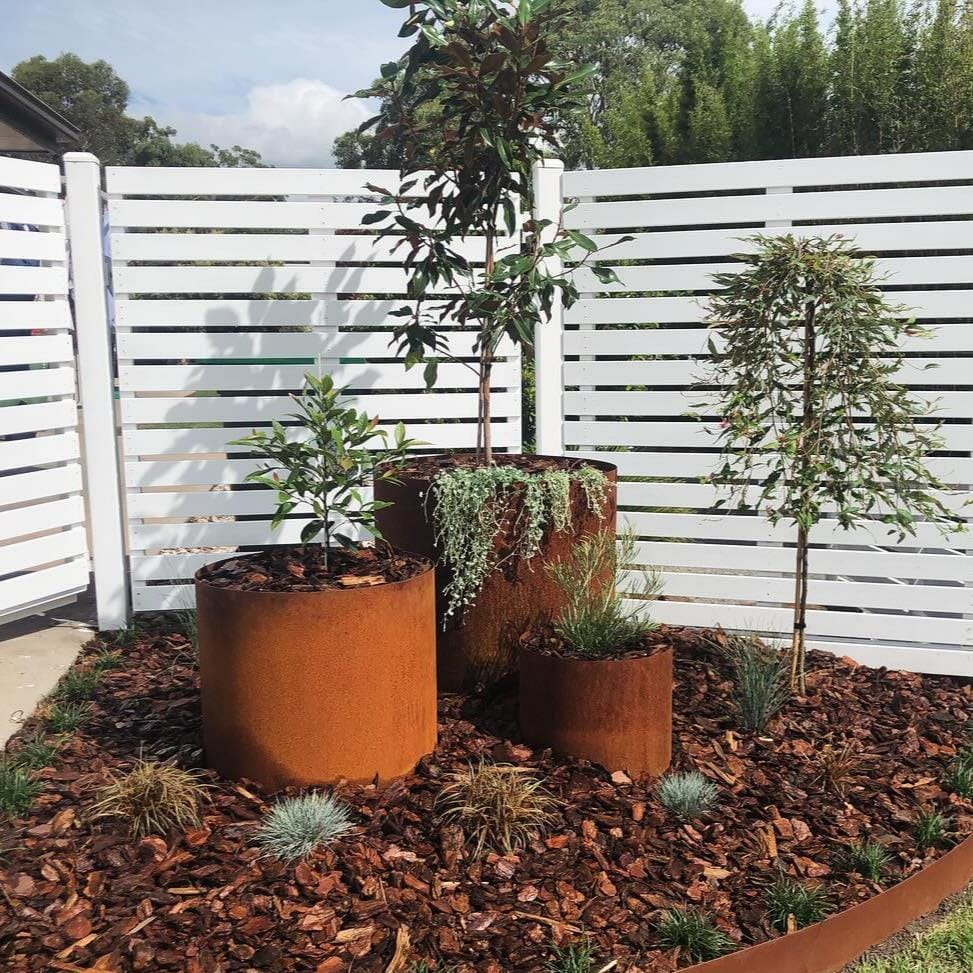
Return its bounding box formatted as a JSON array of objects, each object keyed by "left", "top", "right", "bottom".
[
  {"left": 354, "top": 0, "right": 622, "bottom": 463},
  {"left": 705, "top": 235, "right": 962, "bottom": 692}
]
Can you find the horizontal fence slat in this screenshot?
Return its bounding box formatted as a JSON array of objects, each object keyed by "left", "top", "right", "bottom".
[
  {"left": 0, "top": 366, "right": 76, "bottom": 400},
  {"left": 116, "top": 330, "right": 513, "bottom": 361},
  {"left": 0, "top": 560, "right": 88, "bottom": 616},
  {"left": 632, "top": 540, "right": 972, "bottom": 584},
  {"left": 123, "top": 421, "right": 517, "bottom": 455},
  {"left": 0, "top": 496, "right": 85, "bottom": 540},
  {"left": 105, "top": 165, "right": 417, "bottom": 197},
  {"left": 116, "top": 298, "right": 467, "bottom": 329},
  {"left": 0, "top": 432, "right": 80, "bottom": 473},
  {"left": 620, "top": 510, "right": 972, "bottom": 551},
  {"left": 0, "top": 300, "right": 72, "bottom": 332},
  {"left": 0, "top": 192, "right": 64, "bottom": 227},
  {"left": 0, "top": 157, "right": 62, "bottom": 194},
  {"left": 0, "top": 527, "right": 87, "bottom": 576},
  {"left": 0, "top": 228, "right": 66, "bottom": 262},
  {"left": 120, "top": 391, "right": 518, "bottom": 424},
  {"left": 0, "top": 333, "right": 74, "bottom": 367},
  {"left": 563, "top": 150, "right": 973, "bottom": 198},
  {"left": 0, "top": 266, "right": 69, "bottom": 296},
  {"left": 568, "top": 186, "right": 973, "bottom": 231},
  {"left": 118, "top": 360, "right": 519, "bottom": 393},
  {"left": 0, "top": 400, "right": 78, "bottom": 435},
  {"left": 110, "top": 232, "right": 493, "bottom": 264},
  {"left": 0, "top": 464, "right": 84, "bottom": 506}
]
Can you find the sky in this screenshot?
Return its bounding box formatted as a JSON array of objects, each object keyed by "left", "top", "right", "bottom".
[{"left": 3, "top": 0, "right": 824, "bottom": 167}]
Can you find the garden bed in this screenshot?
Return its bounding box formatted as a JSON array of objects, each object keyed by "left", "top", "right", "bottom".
[{"left": 1, "top": 623, "right": 971, "bottom": 972}]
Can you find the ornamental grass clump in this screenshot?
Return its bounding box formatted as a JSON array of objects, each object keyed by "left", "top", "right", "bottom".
[
  {"left": 254, "top": 792, "right": 354, "bottom": 862},
  {"left": 436, "top": 760, "right": 557, "bottom": 857},
  {"left": 546, "top": 941, "right": 595, "bottom": 973},
  {"left": 7, "top": 733, "right": 57, "bottom": 771},
  {"left": 53, "top": 667, "right": 101, "bottom": 703},
  {"left": 714, "top": 633, "right": 789, "bottom": 732},
  {"left": 764, "top": 874, "right": 833, "bottom": 932},
  {"left": 0, "top": 759, "right": 40, "bottom": 819},
  {"left": 945, "top": 749, "right": 973, "bottom": 798},
  {"left": 845, "top": 840, "right": 890, "bottom": 882},
  {"left": 914, "top": 809, "right": 952, "bottom": 852},
  {"left": 45, "top": 700, "right": 91, "bottom": 733},
  {"left": 655, "top": 771, "right": 719, "bottom": 821},
  {"left": 547, "top": 528, "right": 662, "bottom": 657},
  {"left": 654, "top": 907, "right": 735, "bottom": 962},
  {"left": 90, "top": 758, "right": 209, "bottom": 837},
  {"left": 431, "top": 465, "right": 611, "bottom": 620}
]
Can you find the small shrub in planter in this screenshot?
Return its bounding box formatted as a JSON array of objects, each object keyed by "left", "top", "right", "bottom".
[
  {"left": 194, "top": 373, "right": 438, "bottom": 786},
  {"left": 518, "top": 530, "right": 672, "bottom": 776}
]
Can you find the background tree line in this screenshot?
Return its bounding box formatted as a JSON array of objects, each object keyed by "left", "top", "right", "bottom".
[
  {"left": 335, "top": 0, "right": 973, "bottom": 170},
  {"left": 11, "top": 54, "right": 263, "bottom": 167}
]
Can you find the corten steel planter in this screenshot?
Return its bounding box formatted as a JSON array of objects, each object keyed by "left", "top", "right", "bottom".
[
  {"left": 374, "top": 455, "right": 617, "bottom": 692},
  {"left": 195, "top": 559, "right": 437, "bottom": 788},
  {"left": 518, "top": 644, "right": 673, "bottom": 776},
  {"left": 683, "top": 832, "right": 973, "bottom": 973}
]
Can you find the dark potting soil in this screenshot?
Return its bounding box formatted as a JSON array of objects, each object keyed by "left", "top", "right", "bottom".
[
  {"left": 521, "top": 624, "right": 672, "bottom": 662},
  {"left": 1, "top": 624, "right": 971, "bottom": 972},
  {"left": 396, "top": 451, "right": 598, "bottom": 480},
  {"left": 195, "top": 545, "right": 429, "bottom": 593}
]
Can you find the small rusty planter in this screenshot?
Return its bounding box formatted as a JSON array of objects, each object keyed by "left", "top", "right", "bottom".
[
  {"left": 518, "top": 644, "right": 673, "bottom": 776},
  {"left": 374, "top": 455, "right": 617, "bottom": 692},
  {"left": 684, "top": 831, "right": 973, "bottom": 973},
  {"left": 195, "top": 558, "right": 436, "bottom": 788}
]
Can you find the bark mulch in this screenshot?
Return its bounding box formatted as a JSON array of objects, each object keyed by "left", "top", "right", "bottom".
[{"left": 1, "top": 624, "right": 971, "bottom": 972}]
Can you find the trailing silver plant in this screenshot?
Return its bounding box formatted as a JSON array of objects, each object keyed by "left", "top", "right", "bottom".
[{"left": 430, "top": 465, "right": 611, "bottom": 621}]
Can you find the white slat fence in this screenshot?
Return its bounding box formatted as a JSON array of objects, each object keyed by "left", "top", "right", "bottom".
[
  {"left": 104, "top": 166, "right": 521, "bottom": 611},
  {"left": 0, "top": 156, "right": 88, "bottom": 621},
  {"left": 554, "top": 151, "right": 973, "bottom": 674}
]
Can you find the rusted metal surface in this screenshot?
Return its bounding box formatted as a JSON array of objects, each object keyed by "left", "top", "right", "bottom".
[
  {"left": 518, "top": 645, "right": 673, "bottom": 777},
  {"left": 374, "top": 456, "right": 617, "bottom": 692},
  {"left": 687, "top": 829, "right": 973, "bottom": 972},
  {"left": 195, "top": 561, "right": 437, "bottom": 787}
]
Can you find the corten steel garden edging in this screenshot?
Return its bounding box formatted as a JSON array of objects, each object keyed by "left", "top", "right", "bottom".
[
  {"left": 195, "top": 558, "right": 437, "bottom": 788},
  {"left": 374, "top": 456, "right": 618, "bottom": 692},
  {"left": 518, "top": 644, "right": 673, "bottom": 776},
  {"left": 684, "top": 831, "right": 973, "bottom": 973}
]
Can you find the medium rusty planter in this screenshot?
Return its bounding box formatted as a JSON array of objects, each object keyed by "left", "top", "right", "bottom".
[
  {"left": 195, "top": 559, "right": 437, "bottom": 788},
  {"left": 518, "top": 644, "right": 673, "bottom": 776},
  {"left": 374, "top": 456, "right": 617, "bottom": 692},
  {"left": 684, "top": 831, "right": 973, "bottom": 973}
]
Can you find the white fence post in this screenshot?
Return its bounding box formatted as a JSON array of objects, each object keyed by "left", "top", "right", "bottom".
[
  {"left": 63, "top": 152, "right": 129, "bottom": 630},
  {"left": 532, "top": 157, "right": 565, "bottom": 456}
]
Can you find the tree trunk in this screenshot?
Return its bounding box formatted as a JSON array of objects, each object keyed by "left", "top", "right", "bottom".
[
  {"left": 790, "top": 525, "right": 808, "bottom": 694},
  {"left": 790, "top": 294, "right": 817, "bottom": 693}
]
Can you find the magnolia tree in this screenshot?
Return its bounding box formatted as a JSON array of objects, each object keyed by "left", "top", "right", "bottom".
[
  {"left": 704, "top": 235, "right": 962, "bottom": 692},
  {"left": 354, "top": 0, "right": 623, "bottom": 463}
]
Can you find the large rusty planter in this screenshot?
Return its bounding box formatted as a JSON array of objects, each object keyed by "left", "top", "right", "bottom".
[
  {"left": 195, "top": 559, "right": 436, "bottom": 788},
  {"left": 685, "top": 832, "right": 973, "bottom": 972},
  {"left": 518, "top": 644, "right": 673, "bottom": 776},
  {"left": 374, "top": 455, "right": 617, "bottom": 692}
]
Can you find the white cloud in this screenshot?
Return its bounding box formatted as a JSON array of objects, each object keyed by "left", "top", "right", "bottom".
[{"left": 168, "top": 79, "right": 372, "bottom": 167}]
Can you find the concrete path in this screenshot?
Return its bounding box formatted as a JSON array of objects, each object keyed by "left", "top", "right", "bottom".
[{"left": 0, "top": 594, "right": 95, "bottom": 747}]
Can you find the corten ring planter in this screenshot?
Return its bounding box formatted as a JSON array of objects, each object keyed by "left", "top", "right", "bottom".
[
  {"left": 374, "top": 455, "right": 617, "bottom": 692},
  {"left": 194, "top": 558, "right": 437, "bottom": 788},
  {"left": 518, "top": 643, "right": 673, "bottom": 776},
  {"left": 683, "top": 832, "right": 973, "bottom": 973}
]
